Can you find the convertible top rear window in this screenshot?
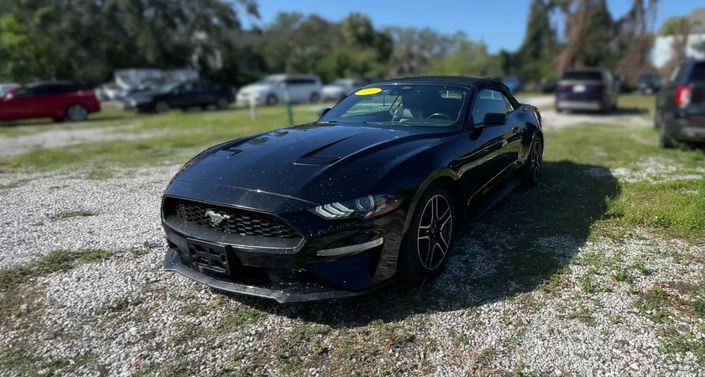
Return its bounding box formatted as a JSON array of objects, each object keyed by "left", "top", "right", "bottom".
[{"left": 320, "top": 84, "right": 469, "bottom": 128}]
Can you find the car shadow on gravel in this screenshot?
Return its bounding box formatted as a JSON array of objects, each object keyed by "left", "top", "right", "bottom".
[{"left": 237, "top": 161, "right": 620, "bottom": 328}]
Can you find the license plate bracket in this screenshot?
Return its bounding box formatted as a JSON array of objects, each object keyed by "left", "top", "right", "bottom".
[{"left": 186, "top": 239, "right": 230, "bottom": 275}]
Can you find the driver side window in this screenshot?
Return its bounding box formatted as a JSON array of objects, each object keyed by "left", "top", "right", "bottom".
[{"left": 473, "top": 89, "right": 511, "bottom": 125}]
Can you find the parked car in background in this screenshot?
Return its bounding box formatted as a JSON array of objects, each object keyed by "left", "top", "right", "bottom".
[
  {"left": 556, "top": 69, "right": 619, "bottom": 113},
  {"left": 501, "top": 76, "right": 523, "bottom": 93},
  {"left": 321, "top": 78, "right": 367, "bottom": 101},
  {"left": 0, "top": 82, "right": 100, "bottom": 122},
  {"left": 614, "top": 74, "right": 629, "bottom": 93},
  {"left": 636, "top": 74, "right": 662, "bottom": 94},
  {"left": 236, "top": 74, "right": 322, "bottom": 106},
  {"left": 655, "top": 60, "right": 705, "bottom": 148},
  {"left": 124, "top": 81, "right": 233, "bottom": 113},
  {"left": 0, "top": 83, "right": 18, "bottom": 97}
]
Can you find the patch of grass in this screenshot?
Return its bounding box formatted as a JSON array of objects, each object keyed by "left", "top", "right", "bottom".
[
  {"left": 219, "top": 307, "right": 265, "bottom": 330},
  {"left": 49, "top": 209, "right": 95, "bottom": 220},
  {"left": 274, "top": 322, "right": 332, "bottom": 374},
  {"left": 85, "top": 168, "right": 115, "bottom": 180},
  {"left": 0, "top": 249, "right": 111, "bottom": 291},
  {"left": 637, "top": 287, "right": 672, "bottom": 323},
  {"left": 609, "top": 179, "right": 705, "bottom": 241},
  {"left": 613, "top": 268, "right": 634, "bottom": 285},
  {"left": 660, "top": 326, "right": 705, "bottom": 365},
  {"left": 581, "top": 275, "right": 611, "bottom": 294},
  {"left": 0, "top": 339, "right": 98, "bottom": 376}
]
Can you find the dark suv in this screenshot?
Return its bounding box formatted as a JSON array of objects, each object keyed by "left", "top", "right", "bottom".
[
  {"left": 655, "top": 60, "right": 705, "bottom": 148},
  {"left": 556, "top": 69, "right": 619, "bottom": 113}
]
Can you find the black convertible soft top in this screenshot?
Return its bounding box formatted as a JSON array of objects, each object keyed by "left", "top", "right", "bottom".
[{"left": 371, "top": 76, "right": 517, "bottom": 106}]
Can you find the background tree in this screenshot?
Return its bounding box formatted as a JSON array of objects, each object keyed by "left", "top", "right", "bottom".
[
  {"left": 659, "top": 16, "right": 692, "bottom": 78},
  {"left": 0, "top": 0, "right": 259, "bottom": 85},
  {"left": 614, "top": 0, "right": 659, "bottom": 84},
  {"left": 515, "top": 0, "right": 558, "bottom": 81}
]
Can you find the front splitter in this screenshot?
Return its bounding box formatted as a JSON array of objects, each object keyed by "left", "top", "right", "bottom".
[{"left": 164, "top": 247, "right": 376, "bottom": 304}]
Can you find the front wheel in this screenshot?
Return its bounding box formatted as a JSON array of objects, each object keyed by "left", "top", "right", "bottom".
[
  {"left": 309, "top": 92, "right": 320, "bottom": 103},
  {"left": 521, "top": 136, "right": 543, "bottom": 187},
  {"left": 215, "top": 97, "right": 230, "bottom": 110},
  {"left": 65, "top": 104, "right": 88, "bottom": 122},
  {"left": 400, "top": 184, "right": 456, "bottom": 282}
]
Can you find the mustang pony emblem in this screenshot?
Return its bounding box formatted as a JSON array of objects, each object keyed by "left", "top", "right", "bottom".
[{"left": 205, "top": 210, "right": 230, "bottom": 226}]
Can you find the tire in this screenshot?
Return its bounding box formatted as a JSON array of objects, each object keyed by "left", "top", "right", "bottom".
[
  {"left": 216, "top": 97, "right": 230, "bottom": 110},
  {"left": 65, "top": 104, "right": 88, "bottom": 122},
  {"left": 154, "top": 101, "right": 170, "bottom": 113},
  {"left": 309, "top": 92, "right": 320, "bottom": 103},
  {"left": 266, "top": 94, "right": 279, "bottom": 106},
  {"left": 400, "top": 184, "right": 456, "bottom": 282},
  {"left": 521, "top": 135, "right": 543, "bottom": 187}
]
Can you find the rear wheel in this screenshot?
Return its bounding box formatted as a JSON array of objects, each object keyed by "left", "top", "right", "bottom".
[
  {"left": 521, "top": 135, "right": 543, "bottom": 187},
  {"left": 309, "top": 92, "right": 320, "bottom": 103},
  {"left": 65, "top": 104, "right": 88, "bottom": 122},
  {"left": 400, "top": 184, "right": 456, "bottom": 282}
]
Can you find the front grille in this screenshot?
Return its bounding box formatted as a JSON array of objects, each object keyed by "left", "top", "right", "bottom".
[{"left": 165, "top": 198, "right": 300, "bottom": 239}]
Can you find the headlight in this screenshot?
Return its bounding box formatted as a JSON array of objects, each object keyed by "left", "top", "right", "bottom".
[{"left": 310, "top": 195, "right": 402, "bottom": 220}]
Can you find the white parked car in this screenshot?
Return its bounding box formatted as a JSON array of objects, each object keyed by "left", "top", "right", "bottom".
[
  {"left": 236, "top": 74, "right": 322, "bottom": 106},
  {"left": 321, "top": 78, "right": 367, "bottom": 101}
]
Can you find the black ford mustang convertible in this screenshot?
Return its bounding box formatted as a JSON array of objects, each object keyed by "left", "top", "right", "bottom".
[{"left": 162, "top": 76, "right": 543, "bottom": 303}]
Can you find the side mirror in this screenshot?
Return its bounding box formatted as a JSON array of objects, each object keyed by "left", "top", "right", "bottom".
[{"left": 481, "top": 112, "right": 506, "bottom": 126}]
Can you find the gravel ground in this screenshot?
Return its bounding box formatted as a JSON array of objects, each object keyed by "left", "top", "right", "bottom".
[
  {"left": 0, "top": 125, "right": 167, "bottom": 158},
  {"left": 1, "top": 108, "right": 704, "bottom": 376}
]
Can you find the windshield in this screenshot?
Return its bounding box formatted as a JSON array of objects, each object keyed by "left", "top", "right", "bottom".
[
  {"left": 258, "top": 77, "right": 282, "bottom": 86},
  {"left": 320, "top": 84, "right": 469, "bottom": 128}
]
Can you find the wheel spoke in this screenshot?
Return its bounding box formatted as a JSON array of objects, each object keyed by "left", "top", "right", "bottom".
[
  {"left": 424, "top": 241, "right": 434, "bottom": 267},
  {"left": 438, "top": 233, "right": 449, "bottom": 249}
]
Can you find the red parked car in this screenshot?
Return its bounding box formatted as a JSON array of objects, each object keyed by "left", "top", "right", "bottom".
[{"left": 0, "top": 82, "right": 101, "bottom": 122}]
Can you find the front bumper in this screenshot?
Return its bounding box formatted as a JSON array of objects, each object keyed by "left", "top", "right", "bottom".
[
  {"left": 556, "top": 99, "right": 605, "bottom": 111},
  {"left": 164, "top": 247, "right": 371, "bottom": 303},
  {"left": 161, "top": 187, "right": 407, "bottom": 303},
  {"left": 666, "top": 116, "right": 705, "bottom": 143}
]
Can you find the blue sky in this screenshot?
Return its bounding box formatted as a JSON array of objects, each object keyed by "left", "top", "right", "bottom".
[{"left": 243, "top": 1, "right": 700, "bottom": 53}]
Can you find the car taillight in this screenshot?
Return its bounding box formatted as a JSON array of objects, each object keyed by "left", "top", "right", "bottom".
[{"left": 675, "top": 85, "right": 692, "bottom": 108}]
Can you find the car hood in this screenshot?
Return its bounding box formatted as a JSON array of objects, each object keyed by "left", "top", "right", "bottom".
[{"left": 172, "top": 123, "right": 453, "bottom": 205}]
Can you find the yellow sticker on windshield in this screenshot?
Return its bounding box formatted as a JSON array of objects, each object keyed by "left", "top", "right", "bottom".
[{"left": 354, "top": 87, "right": 382, "bottom": 96}]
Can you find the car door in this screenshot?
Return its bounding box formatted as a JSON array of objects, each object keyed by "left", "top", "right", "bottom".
[
  {"left": 458, "top": 88, "right": 516, "bottom": 201},
  {"left": 170, "top": 83, "right": 197, "bottom": 108},
  {"left": 291, "top": 78, "right": 309, "bottom": 103},
  {"left": 497, "top": 90, "right": 527, "bottom": 171}
]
